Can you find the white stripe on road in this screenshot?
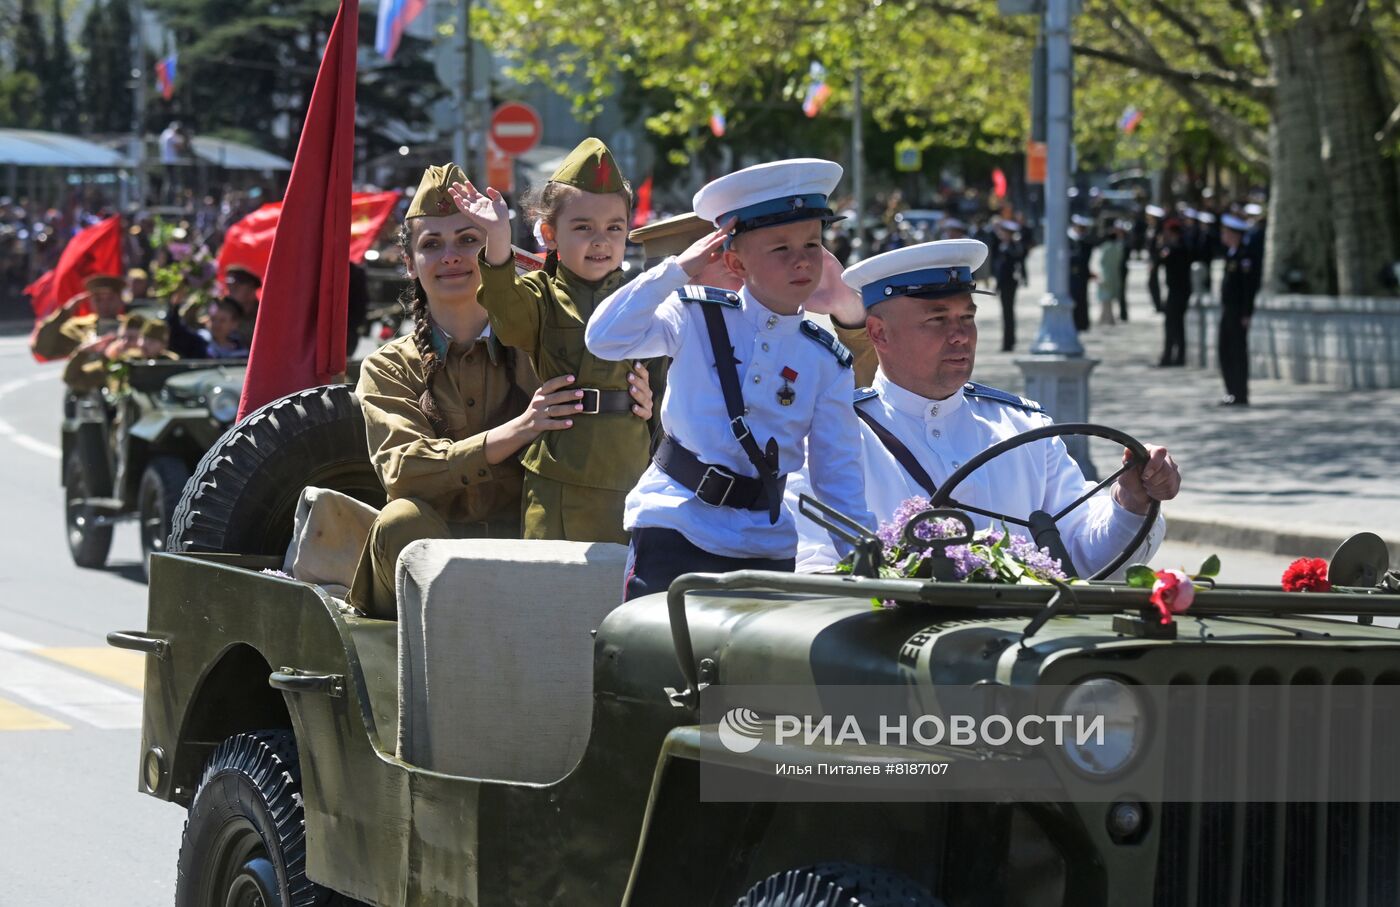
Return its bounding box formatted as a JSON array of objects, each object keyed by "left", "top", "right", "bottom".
[
  {"left": 0, "top": 630, "right": 41, "bottom": 652},
  {"left": 0, "top": 371, "right": 62, "bottom": 460},
  {"left": 0, "top": 647, "right": 142, "bottom": 730}
]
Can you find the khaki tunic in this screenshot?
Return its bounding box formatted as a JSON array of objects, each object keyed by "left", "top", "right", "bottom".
[
  {"left": 476, "top": 256, "right": 658, "bottom": 542},
  {"left": 61, "top": 347, "right": 177, "bottom": 393},
  {"left": 835, "top": 321, "right": 877, "bottom": 389},
  {"left": 31, "top": 309, "right": 121, "bottom": 361},
  {"left": 356, "top": 330, "right": 537, "bottom": 525}
]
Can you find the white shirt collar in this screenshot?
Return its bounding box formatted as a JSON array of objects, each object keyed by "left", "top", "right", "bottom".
[
  {"left": 739, "top": 284, "right": 804, "bottom": 336},
  {"left": 873, "top": 368, "right": 965, "bottom": 422}
]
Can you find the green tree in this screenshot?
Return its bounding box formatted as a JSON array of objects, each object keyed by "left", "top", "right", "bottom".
[
  {"left": 6, "top": 0, "right": 49, "bottom": 128},
  {"left": 80, "top": 0, "right": 118, "bottom": 132},
  {"left": 47, "top": 0, "right": 81, "bottom": 132}
]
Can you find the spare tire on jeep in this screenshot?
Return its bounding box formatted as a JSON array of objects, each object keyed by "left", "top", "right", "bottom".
[{"left": 169, "top": 384, "right": 385, "bottom": 557}]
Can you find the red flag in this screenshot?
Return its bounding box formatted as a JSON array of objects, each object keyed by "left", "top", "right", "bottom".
[
  {"left": 237, "top": 0, "right": 358, "bottom": 421},
  {"left": 631, "top": 175, "right": 653, "bottom": 229},
  {"left": 216, "top": 190, "right": 400, "bottom": 288},
  {"left": 24, "top": 216, "right": 124, "bottom": 362},
  {"left": 991, "top": 168, "right": 1008, "bottom": 200}
]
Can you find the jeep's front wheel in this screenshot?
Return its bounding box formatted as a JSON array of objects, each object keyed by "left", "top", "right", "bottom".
[
  {"left": 64, "top": 451, "right": 113, "bottom": 569},
  {"left": 138, "top": 455, "right": 189, "bottom": 581},
  {"left": 176, "top": 730, "right": 351, "bottom": 907},
  {"left": 735, "top": 862, "right": 945, "bottom": 907}
]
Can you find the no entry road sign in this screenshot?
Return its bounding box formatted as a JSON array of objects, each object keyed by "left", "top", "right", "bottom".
[{"left": 489, "top": 102, "right": 543, "bottom": 156}]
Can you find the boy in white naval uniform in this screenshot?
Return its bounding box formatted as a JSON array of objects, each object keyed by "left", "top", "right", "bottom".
[
  {"left": 587, "top": 159, "right": 874, "bottom": 600},
  {"left": 794, "top": 239, "right": 1180, "bottom": 577}
]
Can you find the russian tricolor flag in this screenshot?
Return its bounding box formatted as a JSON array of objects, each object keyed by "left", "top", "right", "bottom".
[
  {"left": 801, "top": 62, "right": 832, "bottom": 118},
  {"left": 709, "top": 106, "right": 726, "bottom": 138},
  {"left": 376, "top": 0, "right": 427, "bottom": 60},
  {"left": 154, "top": 51, "right": 177, "bottom": 101},
  {"left": 1118, "top": 105, "right": 1144, "bottom": 134}
]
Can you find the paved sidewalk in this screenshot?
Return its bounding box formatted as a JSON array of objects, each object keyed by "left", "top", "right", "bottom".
[{"left": 971, "top": 252, "right": 1400, "bottom": 558}]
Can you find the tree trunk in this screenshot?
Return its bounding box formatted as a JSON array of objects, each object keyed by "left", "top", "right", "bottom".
[
  {"left": 1305, "top": 0, "right": 1400, "bottom": 296},
  {"left": 1263, "top": 13, "right": 1335, "bottom": 295}
]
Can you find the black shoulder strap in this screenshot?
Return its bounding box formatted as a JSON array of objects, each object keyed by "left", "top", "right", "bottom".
[
  {"left": 853, "top": 398, "right": 939, "bottom": 498},
  {"left": 698, "top": 302, "right": 782, "bottom": 524}
]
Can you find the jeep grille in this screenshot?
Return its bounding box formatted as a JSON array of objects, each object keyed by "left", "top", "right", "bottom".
[{"left": 1152, "top": 669, "right": 1400, "bottom": 907}]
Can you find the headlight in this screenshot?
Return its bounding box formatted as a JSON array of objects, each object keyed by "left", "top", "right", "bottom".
[
  {"left": 207, "top": 386, "right": 239, "bottom": 424},
  {"left": 1057, "top": 677, "right": 1144, "bottom": 777}
]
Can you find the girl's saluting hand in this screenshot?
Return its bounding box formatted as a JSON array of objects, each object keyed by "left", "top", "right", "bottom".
[{"left": 449, "top": 180, "right": 513, "bottom": 266}]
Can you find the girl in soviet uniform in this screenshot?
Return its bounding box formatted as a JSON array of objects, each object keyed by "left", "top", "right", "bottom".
[
  {"left": 449, "top": 139, "right": 663, "bottom": 544},
  {"left": 347, "top": 163, "right": 655, "bottom": 619}
]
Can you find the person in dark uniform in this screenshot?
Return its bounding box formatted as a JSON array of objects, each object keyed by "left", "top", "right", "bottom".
[
  {"left": 1115, "top": 220, "right": 1131, "bottom": 322},
  {"left": 1144, "top": 205, "right": 1165, "bottom": 313},
  {"left": 1190, "top": 209, "right": 1218, "bottom": 297},
  {"left": 1158, "top": 218, "right": 1193, "bottom": 367},
  {"left": 1217, "top": 213, "right": 1260, "bottom": 406},
  {"left": 990, "top": 219, "right": 1026, "bottom": 351},
  {"left": 1068, "top": 214, "right": 1095, "bottom": 333}
]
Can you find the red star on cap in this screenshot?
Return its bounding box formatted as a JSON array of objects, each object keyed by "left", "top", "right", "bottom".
[
  {"left": 436, "top": 197, "right": 453, "bottom": 214},
  {"left": 594, "top": 158, "right": 611, "bottom": 186}
]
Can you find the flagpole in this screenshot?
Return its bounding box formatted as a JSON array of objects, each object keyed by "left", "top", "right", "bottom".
[
  {"left": 128, "top": 0, "right": 147, "bottom": 208},
  {"left": 850, "top": 63, "right": 865, "bottom": 264}
]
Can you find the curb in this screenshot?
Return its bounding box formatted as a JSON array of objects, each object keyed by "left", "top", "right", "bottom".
[{"left": 1164, "top": 510, "right": 1397, "bottom": 559}]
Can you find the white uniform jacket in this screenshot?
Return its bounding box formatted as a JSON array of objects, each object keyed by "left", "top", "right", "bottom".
[
  {"left": 586, "top": 256, "right": 874, "bottom": 559},
  {"left": 794, "top": 369, "right": 1164, "bottom": 576}
]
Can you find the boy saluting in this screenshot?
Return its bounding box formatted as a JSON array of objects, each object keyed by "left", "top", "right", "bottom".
[{"left": 587, "top": 159, "right": 874, "bottom": 599}]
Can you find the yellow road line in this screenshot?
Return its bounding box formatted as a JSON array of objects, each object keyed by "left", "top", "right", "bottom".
[
  {"left": 0, "top": 696, "right": 68, "bottom": 731},
  {"left": 35, "top": 647, "right": 146, "bottom": 691}
]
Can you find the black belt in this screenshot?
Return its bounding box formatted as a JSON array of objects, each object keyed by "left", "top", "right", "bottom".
[
  {"left": 654, "top": 434, "right": 786, "bottom": 511},
  {"left": 576, "top": 388, "right": 633, "bottom": 415}
]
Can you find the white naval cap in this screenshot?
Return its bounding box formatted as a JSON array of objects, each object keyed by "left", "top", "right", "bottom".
[
  {"left": 693, "top": 158, "right": 844, "bottom": 234},
  {"left": 1145, "top": 204, "right": 1166, "bottom": 218},
  {"left": 1195, "top": 210, "right": 1216, "bottom": 224},
  {"left": 1221, "top": 213, "right": 1250, "bottom": 232},
  {"left": 1243, "top": 202, "right": 1264, "bottom": 217},
  {"left": 997, "top": 219, "right": 1021, "bottom": 232},
  {"left": 841, "top": 238, "right": 993, "bottom": 308},
  {"left": 1070, "top": 213, "right": 1094, "bottom": 228}
]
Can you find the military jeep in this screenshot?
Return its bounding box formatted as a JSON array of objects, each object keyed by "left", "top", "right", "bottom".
[
  {"left": 63, "top": 358, "right": 246, "bottom": 579},
  {"left": 112, "top": 384, "right": 1400, "bottom": 907}
]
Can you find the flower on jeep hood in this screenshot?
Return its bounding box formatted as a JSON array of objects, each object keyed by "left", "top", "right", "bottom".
[
  {"left": 1282, "top": 557, "right": 1330, "bottom": 592},
  {"left": 1149, "top": 569, "right": 1195, "bottom": 625}
]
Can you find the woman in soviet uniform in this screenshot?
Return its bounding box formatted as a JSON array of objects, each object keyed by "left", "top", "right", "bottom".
[
  {"left": 347, "top": 163, "right": 654, "bottom": 619},
  {"left": 451, "top": 139, "right": 664, "bottom": 544}
]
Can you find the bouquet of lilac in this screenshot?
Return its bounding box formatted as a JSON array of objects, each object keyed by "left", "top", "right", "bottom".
[{"left": 841, "top": 495, "right": 1068, "bottom": 588}]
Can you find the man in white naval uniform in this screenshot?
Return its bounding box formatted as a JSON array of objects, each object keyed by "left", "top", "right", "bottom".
[{"left": 796, "top": 238, "right": 1180, "bottom": 577}]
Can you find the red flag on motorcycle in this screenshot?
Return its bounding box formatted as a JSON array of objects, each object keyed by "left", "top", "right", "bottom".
[
  {"left": 23, "top": 216, "right": 124, "bottom": 362},
  {"left": 237, "top": 0, "right": 359, "bottom": 421},
  {"left": 216, "top": 190, "right": 400, "bottom": 288}
]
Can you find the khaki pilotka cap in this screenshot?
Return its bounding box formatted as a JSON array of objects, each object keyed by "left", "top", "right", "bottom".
[
  {"left": 628, "top": 212, "right": 713, "bottom": 267},
  {"left": 406, "top": 163, "right": 470, "bottom": 219},
  {"left": 550, "top": 138, "right": 627, "bottom": 194}
]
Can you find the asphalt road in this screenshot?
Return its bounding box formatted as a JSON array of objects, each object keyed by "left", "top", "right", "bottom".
[{"left": 0, "top": 328, "right": 1315, "bottom": 904}]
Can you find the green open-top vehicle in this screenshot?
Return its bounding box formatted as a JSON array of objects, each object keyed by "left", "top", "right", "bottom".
[{"left": 112, "top": 384, "right": 1400, "bottom": 907}]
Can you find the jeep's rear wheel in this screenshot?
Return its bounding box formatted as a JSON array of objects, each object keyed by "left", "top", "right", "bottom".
[
  {"left": 169, "top": 384, "right": 384, "bottom": 557},
  {"left": 177, "top": 730, "right": 355, "bottom": 907},
  {"left": 139, "top": 455, "right": 190, "bottom": 581},
  {"left": 735, "top": 862, "right": 945, "bottom": 907},
  {"left": 64, "top": 451, "right": 113, "bottom": 569}
]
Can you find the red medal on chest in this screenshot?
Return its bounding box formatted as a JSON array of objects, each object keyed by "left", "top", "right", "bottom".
[{"left": 778, "top": 367, "right": 798, "bottom": 406}]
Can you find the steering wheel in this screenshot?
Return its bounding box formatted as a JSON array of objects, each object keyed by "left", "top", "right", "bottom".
[{"left": 929, "top": 422, "right": 1160, "bottom": 581}]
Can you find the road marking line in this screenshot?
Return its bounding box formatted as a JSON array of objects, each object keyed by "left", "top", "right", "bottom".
[
  {"left": 0, "top": 630, "right": 40, "bottom": 652},
  {"left": 0, "top": 696, "right": 68, "bottom": 731},
  {"left": 0, "top": 648, "right": 142, "bottom": 729},
  {"left": 0, "top": 371, "right": 63, "bottom": 460},
  {"left": 36, "top": 647, "right": 146, "bottom": 691},
  {"left": 0, "top": 416, "right": 62, "bottom": 459}
]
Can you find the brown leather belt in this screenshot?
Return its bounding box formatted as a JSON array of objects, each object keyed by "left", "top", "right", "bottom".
[{"left": 576, "top": 388, "right": 633, "bottom": 415}]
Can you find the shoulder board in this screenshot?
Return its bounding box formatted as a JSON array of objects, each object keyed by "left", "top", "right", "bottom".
[
  {"left": 675, "top": 284, "right": 741, "bottom": 307},
  {"left": 799, "top": 320, "right": 853, "bottom": 369},
  {"left": 853, "top": 386, "right": 879, "bottom": 404},
  {"left": 962, "top": 382, "right": 1043, "bottom": 413}
]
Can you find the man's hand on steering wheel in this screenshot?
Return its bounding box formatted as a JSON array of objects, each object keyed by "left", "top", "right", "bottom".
[{"left": 1112, "top": 445, "right": 1181, "bottom": 515}]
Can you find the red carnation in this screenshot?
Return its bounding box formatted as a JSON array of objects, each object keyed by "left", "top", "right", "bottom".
[
  {"left": 1149, "top": 569, "right": 1195, "bottom": 625},
  {"left": 1282, "top": 557, "right": 1331, "bottom": 592}
]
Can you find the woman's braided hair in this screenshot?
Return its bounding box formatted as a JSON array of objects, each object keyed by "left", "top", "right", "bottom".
[{"left": 398, "top": 221, "right": 447, "bottom": 429}]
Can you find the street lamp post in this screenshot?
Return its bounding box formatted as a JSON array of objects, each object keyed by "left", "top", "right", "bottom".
[
  {"left": 850, "top": 64, "right": 865, "bottom": 263},
  {"left": 127, "top": 0, "right": 147, "bottom": 209},
  {"left": 1013, "top": 0, "right": 1099, "bottom": 476}
]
